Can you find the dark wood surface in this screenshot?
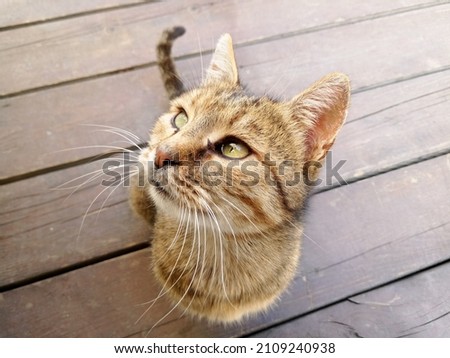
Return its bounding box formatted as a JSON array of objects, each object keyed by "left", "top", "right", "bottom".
[
  {"left": 1, "top": 0, "right": 433, "bottom": 95},
  {"left": 0, "top": 0, "right": 152, "bottom": 29},
  {"left": 2, "top": 1, "right": 450, "bottom": 181},
  {"left": 251, "top": 263, "right": 450, "bottom": 338},
  {"left": 1, "top": 0, "right": 449, "bottom": 337},
  {"left": 2, "top": 155, "right": 449, "bottom": 337}
]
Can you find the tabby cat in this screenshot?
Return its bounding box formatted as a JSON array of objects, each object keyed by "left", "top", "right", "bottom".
[{"left": 130, "top": 27, "right": 350, "bottom": 322}]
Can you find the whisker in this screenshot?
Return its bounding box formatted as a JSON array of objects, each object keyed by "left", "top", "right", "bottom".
[
  {"left": 201, "top": 199, "right": 236, "bottom": 309},
  {"left": 94, "top": 170, "right": 138, "bottom": 223},
  {"left": 151, "top": 205, "right": 186, "bottom": 267},
  {"left": 200, "top": 200, "right": 218, "bottom": 304},
  {"left": 58, "top": 162, "right": 139, "bottom": 208},
  {"left": 93, "top": 128, "right": 144, "bottom": 151},
  {"left": 54, "top": 144, "right": 138, "bottom": 155},
  {"left": 136, "top": 205, "right": 192, "bottom": 325},
  {"left": 81, "top": 123, "right": 143, "bottom": 143},
  {"left": 179, "top": 207, "right": 207, "bottom": 318},
  {"left": 55, "top": 160, "right": 136, "bottom": 191},
  {"left": 196, "top": 32, "right": 204, "bottom": 83},
  {"left": 207, "top": 198, "right": 239, "bottom": 262},
  {"left": 54, "top": 167, "right": 107, "bottom": 191},
  {"left": 135, "top": 205, "right": 186, "bottom": 324},
  {"left": 77, "top": 181, "right": 117, "bottom": 240},
  {"left": 219, "top": 194, "right": 267, "bottom": 237},
  {"left": 302, "top": 231, "right": 328, "bottom": 254},
  {"left": 147, "top": 208, "right": 202, "bottom": 335}
]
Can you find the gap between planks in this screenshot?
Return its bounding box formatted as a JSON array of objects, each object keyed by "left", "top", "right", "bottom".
[
  {"left": 0, "top": 1, "right": 157, "bottom": 32},
  {"left": 2, "top": 1, "right": 449, "bottom": 181},
  {"left": 315, "top": 146, "right": 450, "bottom": 194},
  {"left": 1, "top": 66, "right": 449, "bottom": 186},
  {"left": 0, "top": 152, "right": 450, "bottom": 336},
  {"left": 2, "top": 150, "right": 449, "bottom": 293},
  {"left": 2, "top": 152, "right": 449, "bottom": 337},
  {"left": 4, "top": 68, "right": 450, "bottom": 287},
  {"left": 0, "top": 0, "right": 446, "bottom": 100},
  {"left": 0, "top": 242, "right": 150, "bottom": 293},
  {"left": 242, "top": 258, "right": 450, "bottom": 338}
]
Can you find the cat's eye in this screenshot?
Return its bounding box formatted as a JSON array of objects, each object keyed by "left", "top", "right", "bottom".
[
  {"left": 220, "top": 142, "right": 250, "bottom": 159},
  {"left": 172, "top": 111, "right": 188, "bottom": 129}
]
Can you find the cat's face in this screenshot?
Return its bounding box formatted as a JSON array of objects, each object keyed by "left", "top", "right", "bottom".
[
  {"left": 138, "top": 34, "right": 349, "bottom": 234},
  {"left": 139, "top": 85, "right": 302, "bottom": 234}
]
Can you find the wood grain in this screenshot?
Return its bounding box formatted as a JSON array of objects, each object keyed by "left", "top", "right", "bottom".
[
  {"left": 1, "top": 68, "right": 449, "bottom": 284},
  {"left": 2, "top": 0, "right": 449, "bottom": 340},
  {"left": 1, "top": 154, "right": 449, "bottom": 337},
  {"left": 0, "top": 0, "right": 441, "bottom": 95},
  {"left": 316, "top": 69, "right": 450, "bottom": 187},
  {"left": 0, "top": 0, "right": 151, "bottom": 29},
  {"left": 251, "top": 262, "right": 450, "bottom": 337},
  {"left": 0, "top": 159, "right": 151, "bottom": 287},
  {"left": 2, "top": 8, "right": 450, "bottom": 181},
  {"left": 0, "top": 63, "right": 450, "bottom": 285},
  {"left": 0, "top": 249, "right": 165, "bottom": 338}
]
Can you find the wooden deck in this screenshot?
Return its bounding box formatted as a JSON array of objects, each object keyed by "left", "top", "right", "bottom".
[{"left": 1, "top": 0, "right": 450, "bottom": 338}]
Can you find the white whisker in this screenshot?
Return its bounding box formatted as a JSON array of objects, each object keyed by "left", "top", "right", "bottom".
[
  {"left": 136, "top": 205, "right": 192, "bottom": 325},
  {"left": 55, "top": 161, "right": 135, "bottom": 191},
  {"left": 208, "top": 199, "right": 239, "bottom": 262},
  {"left": 201, "top": 199, "right": 235, "bottom": 308},
  {"left": 81, "top": 123, "right": 143, "bottom": 143},
  {"left": 77, "top": 181, "right": 117, "bottom": 240},
  {"left": 179, "top": 207, "right": 207, "bottom": 317},
  {"left": 196, "top": 32, "right": 204, "bottom": 83},
  {"left": 55, "top": 144, "right": 138, "bottom": 155},
  {"left": 93, "top": 128, "right": 143, "bottom": 151},
  {"left": 151, "top": 205, "right": 186, "bottom": 267},
  {"left": 219, "top": 194, "right": 265, "bottom": 236},
  {"left": 147, "top": 206, "right": 202, "bottom": 335},
  {"left": 95, "top": 170, "right": 138, "bottom": 223}
]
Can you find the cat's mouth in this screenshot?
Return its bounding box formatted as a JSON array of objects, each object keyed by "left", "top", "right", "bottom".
[
  {"left": 150, "top": 168, "right": 211, "bottom": 215},
  {"left": 152, "top": 180, "right": 171, "bottom": 198},
  {"left": 149, "top": 169, "right": 176, "bottom": 199},
  {"left": 150, "top": 167, "right": 188, "bottom": 203}
]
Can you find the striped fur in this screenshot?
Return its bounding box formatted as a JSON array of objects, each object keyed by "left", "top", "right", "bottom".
[
  {"left": 157, "top": 26, "right": 186, "bottom": 99},
  {"left": 130, "top": 29, "right": 350, "bottom": 323}
]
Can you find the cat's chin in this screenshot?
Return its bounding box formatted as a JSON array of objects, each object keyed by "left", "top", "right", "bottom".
[
  {"left": 149, "top": 185, "right": 181, "bottom": 216},
  {"left": 149, "top": 186, "right": 255, "bottom": 235}
]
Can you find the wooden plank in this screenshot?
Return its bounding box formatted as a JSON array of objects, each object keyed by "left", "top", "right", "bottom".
[
  {"left": 1, "top": 154, "right": 449, "bottom": 337},
  {"left": 0, "top": 160, "right": 151, "bottom": 287},
  {"left": 251, "top": 263, "right": 450, "bottom": 337},
  {"left": 0, "top": 249, "right": 168, "bottom": 337},
  {"left": 2, "top": 8, "right": 450, "bottom": 181},
  {"left": 0, "top": 0, "right": 151, "bottom": 29},
  {"left": 0, "top": 0, "right": 441, "bottom": 95},
  {"left": 0, "top": 66, "right": 167, "bottom": 182},
  {"left": 316, "top": 69, "right": 450, "bottom": 187},
  {"left": 2, "top": 68, "right": 450, "bottom": 284}
]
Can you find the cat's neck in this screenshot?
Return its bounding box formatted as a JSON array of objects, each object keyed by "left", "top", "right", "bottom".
[{"left": 154, "top": 211, "right": 303, "bottom": 255}]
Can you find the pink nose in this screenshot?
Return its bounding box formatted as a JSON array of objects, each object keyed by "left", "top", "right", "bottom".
[{"left": 154, "top": 147, "right": 178, "bottom": 169}]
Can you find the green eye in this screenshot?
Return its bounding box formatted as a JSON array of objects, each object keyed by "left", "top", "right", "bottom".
[
  {"left": 221, "top": 142, "right": 250, "bottom": 159},
  {"left": 173, "top": 111, "right": 188, "bottom": 129}
]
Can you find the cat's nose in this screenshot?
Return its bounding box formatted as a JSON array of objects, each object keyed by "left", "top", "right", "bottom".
[{"left": 154, "top": 147, "right": 179, "bottom": 169}]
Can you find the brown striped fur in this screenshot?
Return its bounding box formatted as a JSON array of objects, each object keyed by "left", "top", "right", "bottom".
[
  {"left": 157, "top": 26, "right": 185, "bottom": 99},
  {"left": 130, "top": 27, "right": 350, "bottom": 322}
]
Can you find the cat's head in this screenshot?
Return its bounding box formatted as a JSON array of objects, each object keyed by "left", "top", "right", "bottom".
[{"left": 139, "top": 34, "right": 350, "bottom": 234}]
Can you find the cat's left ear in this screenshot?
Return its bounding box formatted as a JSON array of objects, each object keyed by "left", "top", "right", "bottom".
[
  {"left": 290, "top": 73, "right": 350, "bottom": 162},
  {"left": 204, "top": 34, "right": 239, "bottom": 85}
]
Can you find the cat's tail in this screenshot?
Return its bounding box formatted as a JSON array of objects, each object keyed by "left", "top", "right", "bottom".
[{"left": 157, "top": 26, "right": 186, "bottom": 100}]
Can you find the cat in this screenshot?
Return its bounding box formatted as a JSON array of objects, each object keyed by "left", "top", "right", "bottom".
[{"left": 129, "top": 26, "right": 350, "bottom": 323}]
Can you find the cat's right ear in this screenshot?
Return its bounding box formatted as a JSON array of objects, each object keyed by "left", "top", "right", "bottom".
[
  {"left": 204, "top": 34, "right": 239, "bottom": 85},
  {"left": 290, "top": 73, "right": 350, "bottom": 162}
]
